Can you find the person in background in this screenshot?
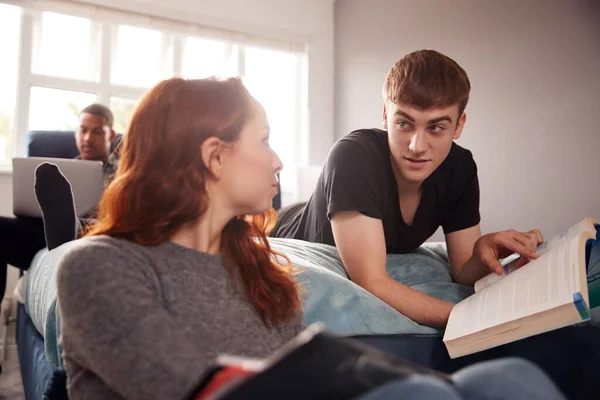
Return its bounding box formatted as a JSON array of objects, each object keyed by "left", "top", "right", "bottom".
[
  {"left": 73, "top": 103, "right": 119, "bottom": 186},
  {"left": 0, "top": 104, "right": 118, "bottom": 322}
]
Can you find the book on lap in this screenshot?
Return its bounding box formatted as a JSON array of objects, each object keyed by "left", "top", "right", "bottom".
[
  {"left": 187, "top": 324, "right": 451, "bottom": 400},
  {"left": 444, "top": 217, "right": 599, "bottom": 359}
]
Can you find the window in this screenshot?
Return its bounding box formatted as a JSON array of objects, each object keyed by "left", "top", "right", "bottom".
[
  {"left": 112, "top": 25, "right": 168, "bottom": 88},
  {"left": 109, "top": 97, "right": 139, "bottom": 134},
  {"left": 182, "top": 37, "right": 237, "bottom": 79},
  {"left": 29, "top": 87, "right": 97, "bottom": 131},
  {"left": 244, "top": 46, "right": 303, "bottom": 195},
  {"left": 0, "top": 3, "right": 21, "bottom": 163},
  {"left": 4, "top": 1, "right": 308, "bottom": 203},
  {"left": 33, "top": 12, "right": 97, "bottom": 81}
]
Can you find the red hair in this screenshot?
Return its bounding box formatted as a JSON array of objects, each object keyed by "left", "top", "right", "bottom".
[{"left": 86, "top": 77, "right": 301, "bottom": 326}]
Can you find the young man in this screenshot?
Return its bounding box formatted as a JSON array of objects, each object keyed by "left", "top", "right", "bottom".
[
  {"left": 0, "top": 103, "right": 118, "bottom": 307},
  {"left": 275, "top": 50, "right": 543, "bottom": 327},
  {"left": 74, "top": 103, "right": 119, "bottom": 185}
]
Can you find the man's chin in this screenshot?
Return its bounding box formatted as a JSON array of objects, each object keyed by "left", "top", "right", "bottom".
[
  {"left": 400, "top": 168, "right": 434, "bottom": 185},
  {"left": 81, "top": 153, "right": 101, "bottom": 161}
]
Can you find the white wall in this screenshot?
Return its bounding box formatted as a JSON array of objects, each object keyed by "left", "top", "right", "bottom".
[
  {"left": 0, "top": 173, "right": 11, "bottom": 216},
  {"left": 335, "top": 0, "right": 600, "bottom": 241},
  {"left": 0, "top": 173, "right": 13, "bottom": 216}
]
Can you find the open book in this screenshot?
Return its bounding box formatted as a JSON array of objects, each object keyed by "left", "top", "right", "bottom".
[{"left": 443, "top": 217, "right": 600, "bottom": 359}]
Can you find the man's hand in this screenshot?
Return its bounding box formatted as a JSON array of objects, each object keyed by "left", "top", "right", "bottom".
[{"left": 474, "top": 229, "right": 544, "bottom": 275}]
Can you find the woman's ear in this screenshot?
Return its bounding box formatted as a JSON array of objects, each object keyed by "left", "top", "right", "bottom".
[{"left": 200, "top": 137, "right": 225, "bottom": 178}]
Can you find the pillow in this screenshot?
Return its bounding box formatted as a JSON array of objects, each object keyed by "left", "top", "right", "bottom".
[{"left": 268, "top": 238, "right": 474, "bottom": 336}]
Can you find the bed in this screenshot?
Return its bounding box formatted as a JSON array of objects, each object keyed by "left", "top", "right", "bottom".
[
  {"left": 19, "top": 235, "right": 475, "bottom": 398},
  {"left": 18, "top": 235, "right": 600, "bottom": 400}
]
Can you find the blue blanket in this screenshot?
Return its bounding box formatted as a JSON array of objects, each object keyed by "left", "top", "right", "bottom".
[
  {"left": 268, "top": 238, "right": 474, "bottom": 335},
  {"left": 25, "top": 238, "right": 474, "bottom": 368}
]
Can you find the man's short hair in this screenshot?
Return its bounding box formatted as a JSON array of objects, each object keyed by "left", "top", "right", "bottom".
[
  {"left": 80, "top": 103, "right": 114, "bottom": 129},
  {"left": 382, "top": 49, "right": 471, "bottom": 117}
]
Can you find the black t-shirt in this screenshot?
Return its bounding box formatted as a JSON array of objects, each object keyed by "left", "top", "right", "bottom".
[{"left": 275, "top": 128, "right": 480, "bottom": 254}]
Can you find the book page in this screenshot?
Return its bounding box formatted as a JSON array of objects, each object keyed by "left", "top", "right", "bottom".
[
  {"left": 474, "top": 261, "right": 518, "bottom": 293},
  {"left": 538, "top": 218, "right": 594, "bottom": 256},
  {"left": 445, "top": 237, "right": 582, "bottom": 341},
  {"left": 473, "top": 218, "right": 595, "bottom": 293}
]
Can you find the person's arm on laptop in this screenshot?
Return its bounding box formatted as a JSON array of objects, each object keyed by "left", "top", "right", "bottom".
[{"left": 331, "top": 211, "right": 454, "bottom": 327}]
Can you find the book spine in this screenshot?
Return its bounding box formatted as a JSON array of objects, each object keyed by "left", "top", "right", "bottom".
[{"left": 573, "top": 292, "right": 591, "bottom": 321}]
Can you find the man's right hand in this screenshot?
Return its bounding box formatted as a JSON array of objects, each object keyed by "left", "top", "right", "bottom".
[
  {"left": 331, "top": 211, "right": 455, "bottom": 328},
  {"left": 473, "top": 229, "right": 544, "bottom": 275}
]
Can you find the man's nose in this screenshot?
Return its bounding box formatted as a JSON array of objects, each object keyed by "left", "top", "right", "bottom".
[{"left": 408, "top": 130, "right": 427, "bottom": 154}]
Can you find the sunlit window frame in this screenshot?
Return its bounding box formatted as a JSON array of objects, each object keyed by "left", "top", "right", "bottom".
[{"left": 3, "top": 1, "right": 308, "bottom": 203}]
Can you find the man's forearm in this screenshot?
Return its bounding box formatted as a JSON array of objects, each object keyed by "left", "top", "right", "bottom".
[
  {"left": 452, "top": 255, "right": 491, "bottom": 286},
  {"left": 362, "top": 276, "right": 454, "bottom": 328}
]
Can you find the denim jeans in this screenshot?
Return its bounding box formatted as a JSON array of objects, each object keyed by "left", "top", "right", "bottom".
[{"left": 359, "top": 358, "right": 565, "bottom": 400}]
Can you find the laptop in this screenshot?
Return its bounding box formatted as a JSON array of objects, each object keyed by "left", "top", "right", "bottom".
[{"left": 12, "top": 157, "right": 104, "bottom": 218}]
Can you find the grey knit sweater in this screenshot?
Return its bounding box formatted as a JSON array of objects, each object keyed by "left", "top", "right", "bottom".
[{"left": 56, "top": 235, "right": 305, "bottom": 400}]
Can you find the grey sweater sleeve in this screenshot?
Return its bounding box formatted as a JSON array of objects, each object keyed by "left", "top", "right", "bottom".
[{"left": 56, "top": 240, "right": 208, "bottom": 400}]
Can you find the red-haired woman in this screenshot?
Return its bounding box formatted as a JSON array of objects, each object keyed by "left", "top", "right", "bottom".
[{"left": 54, "top": 77, "right": 304, "bottom": 399}]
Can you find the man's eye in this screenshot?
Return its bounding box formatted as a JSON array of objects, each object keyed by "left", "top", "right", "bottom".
[
  {"left": 429, "top": 125, "right": 445, "bottom": 133},
  {"left": 397, "top": 121, "right": 411, "bottom": 129}
]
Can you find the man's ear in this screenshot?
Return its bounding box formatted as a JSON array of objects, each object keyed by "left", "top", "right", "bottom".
[
  {"left": 454, "top": 113, "right": 467, "bottom": 140},
  {"left": 109, "top": 129, "right": 116, "bottom": 142},
  {"left": 200, "top": 137, "right": 225, "bottom": 178},
  {"left": 382, "top": 104, "right": 389, "bottom": 130}
]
